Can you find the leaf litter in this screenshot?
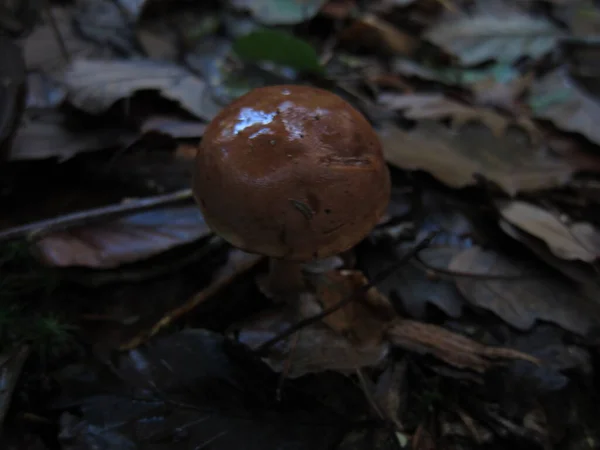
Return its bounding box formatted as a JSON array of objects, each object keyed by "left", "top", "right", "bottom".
[{"left": 4, "top": 0, "right": 600, "bottom": 449}]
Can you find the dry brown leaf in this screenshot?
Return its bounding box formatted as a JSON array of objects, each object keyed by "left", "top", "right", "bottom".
[
  {"left": 499, "top": 220, "right": 600, "bottom": 299},
  {"left": 19, "top": 7, "right": 108, "bottom": 74},
  {"left": 448, "top": 246, "right": 600, "bottom": 334},
  {"left": 340, "top": 13, "right": 418, "bottom": 56},
  {"left": 378, "top": 93, "right": 535, "bottom": 137},
  {"left": 35, "top": 206, "right": 210, "bottom": 269},
  {"left": 472, "top": 72, "right": 533, "bottom": 113},
  {"left": 62, "top": 59, "right": 217, "bottom": 121},
  {"left": 424, "top": 0, "right": 562, "bottom": 65},
  {"left": 9, "top": 111, "right": 132, "bottom": 161},
  {"left": 315, "top": 270, "right": 398, "bottom": 346},
  {"left": 386, "top": 319, "right": 539, "bottom": 373},
  {"left": 379, "top": 121, "right": 573, "bottom": 195},
  {"left": 529, "top": 68, "right": 600, "bottom": 146},
  {"left": 498, "top": 201, "right": 600, "bottom": 262},
  {"left": 230, "top": 301, "right": 390, "bottom": 378}
]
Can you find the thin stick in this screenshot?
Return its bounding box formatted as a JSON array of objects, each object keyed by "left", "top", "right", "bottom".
[
  {"left": 0, "top": 188, "right": 193, "bottom": 242},
  {"left": 255, "top": 231, "right": 439, "bottom": 355}
]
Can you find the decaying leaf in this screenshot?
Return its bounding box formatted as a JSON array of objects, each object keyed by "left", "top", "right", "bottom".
[
  {"left": 8, "top": 111, "right": 132, "bottom": 161},
  {"left": 231, "top": 303, "right": 390, "bottom": 378},
  {"left": 20, "top": 6, "right": 105, "bottom": 74},
  {"left": 343, "top": 13, "right": 419, "bottom": 57},
  {"left": 0, "top": 36, "right": 25, "bottom": 160},
  {"left": 230, "top": 0, "right": 328, "bottom": 25},
  {"left": 379, "top": 121, "right": 573, "bottom": 195},
  {"left": 62, "top": 59, "right": 216, "bottom": 120},
  {"left": 529, "top": 68, "right": 600, "bottom": 146},
  {"left": 315, "top": 270, "right": 398, "bottom": 345},
  {"left": 368, "top": 246, "right": 465, "bottom": 320},
  {"left": 378, "top": 93, "right": 533, "bottom": 136},
  {"left": 230, "top": 273, "right": 394, "bottom": 378},
  {"left": 499, "top": 220, "right": 600, "bottom": 299},
  {"left": 0, "top": 346, "right": 30, "bottom": 430},
  {"left": 34, "top": 206, "right": 211, "bottom": 269},
  {"left": 425, "top": 2, "right": 562, "bottom": 65},
  {"left": 386, "top": 319, "right": 539, "bottom": 373},
  {"left": 448, "top": 246, "right": 600, "bottom": 334},
  {"left": 74, "top": 0, "right": 139, "bottom": 57},
  {"left": 498, "top": 201, "right": 600, "bottom": 262}
]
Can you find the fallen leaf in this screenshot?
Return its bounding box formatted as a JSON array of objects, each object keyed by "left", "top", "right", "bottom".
[
  {"left": 471, "top": 71, "right": 533, "bottom": 112},
  {"left": 372, "top": 361, "right": 407, "bottom": 430},
  {"left": 0, "top": 36, "right": 25, "bottom": 160},
  {"left": 230, "top": 0, "right": 328, "bottom": 25},
  {"left": 448, "top": 246, "right": 600, "bottom": 334},
  {"left": 424, "top": 2, "right": 563, "bottom": 65},
  {"left": 499, "top": 220, "right": 600, "bottom": 299},
  {"left": 56, "top": 329, "right": 345, "bottom": 450},
  {"left": 230, "top": 288, "right": 390, "bottom": 378},
  {"left": 74, "top": 0, "right": 139, "bottom": 57},
  {"left": 529, "top": 68, "right": 600, "bottom": 146},
  {"left": 378, "top": 93, "right": 531, "bottom": 136},
  {"left": 386, "top": 319, "right": 539, "bottom": 373},
  {"left": 315, "top": 270, "right": 398, "bottom": 346},
  {"left": 0, "top": 346, "right": 30, "bottom": 430},
  {"left": 344, "top": 14, "right": 419, "bottom": 57},
  {"left": 379, "top": 121, "right": 572, "bottom": 195},
  {"left": 20, "top": 6, "right": 105, "bottom": 74},
  {"left": 367, "top": 246, "right": 465, "bottom": 320},
  {"left": 233, "top": 29, "right": 324, "bottom": 74},
  {"left": 34, "top": 205, "right": 211, "bottom": 269},
  {"left": 121, "top": 249, "right": 262, "bottom": 350},
  {"left": 499, "top": 201, "right": 600, "bottom": 262},
  {"left": 8, "top": 111, "right": 132, "bottom": 161},
  {"left": 141, "top": 116, "right": 206, "bottom": 138},
  {"left": 394, "top": 59, "right": 519, "bottom": 86},
  {"left": 62, "top": 59, "right": 215, "bottom": 121}
]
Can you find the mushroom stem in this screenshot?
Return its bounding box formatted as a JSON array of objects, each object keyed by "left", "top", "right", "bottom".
[{"left": 266, "top": 258, "right": 307, "bottom": 295}]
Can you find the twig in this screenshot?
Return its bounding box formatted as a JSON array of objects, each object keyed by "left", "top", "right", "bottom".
[
  {"left": 0, "top": 188, "right": 193, "bottom": 242},
  {"left": 255, "top": 231, "right": 439, "bottom": 355}
]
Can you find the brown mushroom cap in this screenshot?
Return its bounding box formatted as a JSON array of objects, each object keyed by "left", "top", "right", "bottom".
[{"left": 192, "top": 84, "right": 391, "bottom": 261}]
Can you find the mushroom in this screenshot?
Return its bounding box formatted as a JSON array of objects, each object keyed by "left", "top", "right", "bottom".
[{"left": 192, "top": 85, "right": 390, "bottom": 296}]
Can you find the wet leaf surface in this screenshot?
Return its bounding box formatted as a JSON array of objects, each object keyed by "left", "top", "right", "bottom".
[{"left": 449, "top": 246, "right": 600, "bottom": 334}]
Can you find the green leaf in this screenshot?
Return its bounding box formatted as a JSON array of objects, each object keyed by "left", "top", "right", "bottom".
[{"left": 233, "top": 29, "right": 324, "bottom": 75}]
